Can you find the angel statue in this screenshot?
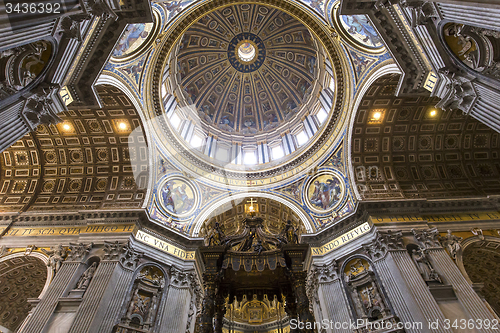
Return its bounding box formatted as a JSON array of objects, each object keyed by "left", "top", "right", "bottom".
[
  {"left": 207, "top": 222, "right": 226, "bottom": 246},
  {"left": 439, "top": 230, "right": 462, "bottom": 260},
  {"left": 282, "top": 220, "right": 299, "bottom": 244},
  {"left": 41, "top": 244, "right": 67, "bottom": 273}
]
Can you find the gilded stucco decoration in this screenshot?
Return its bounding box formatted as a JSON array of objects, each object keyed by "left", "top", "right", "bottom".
[
  {"left": 351, "top": 73, "right": 500, "bottom": 200},
  {"left": 0, "top": 256, "right": 48, "bottom": 332},
  {"left": 0, "top": 85, "right": 148, "bottom": 212}
]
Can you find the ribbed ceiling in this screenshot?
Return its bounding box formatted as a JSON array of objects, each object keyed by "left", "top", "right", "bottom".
[{"left": 173, "top": 4, "right": 320, "bottom": 136}]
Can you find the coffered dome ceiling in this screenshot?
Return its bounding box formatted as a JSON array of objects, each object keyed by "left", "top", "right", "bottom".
[
  {"left": 173, "top": 4, "right": 320, "bottom": 137},
  {"left": 150, "top": 1, "right": 346, "bottom": 189}
]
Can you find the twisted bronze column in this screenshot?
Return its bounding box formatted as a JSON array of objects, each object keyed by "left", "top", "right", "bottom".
[
  {"left": 292, "top": 271, "right": 316, "bottom": 333},
  {"left": 197, "top": 273, "right": 218, "bottom": 333}
]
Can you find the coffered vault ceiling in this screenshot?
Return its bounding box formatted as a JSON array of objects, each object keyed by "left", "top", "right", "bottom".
[
  {"left": 199, "top": 197, "right": 303, "bottom": 239},
  {"left": 173, "top": 4, "right": 321, "bottom": 137},
  {"left": 0, "top": 85, "right": 148, "bottom": 212},
  {"left": 351, "top": 74, "right": 500, "bottom": 200},
  {"left": 0, "top": 256, "right": 47, "bottom": 332}
]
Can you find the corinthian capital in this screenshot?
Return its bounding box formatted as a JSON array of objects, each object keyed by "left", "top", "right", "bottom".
[
  {"left": 411, "top": 228, "right": 441, "bottom": 249},
  {"left": 66, "top": 242, "right": 93, "bottom": 262},
  {"left": 169, "top": 267, "right": 193, "bottom": 289},
  {"left": 315, "top": 260, "right": 339, "bottom": 284},
  {"left": 363, "top": 230, "right": 404, "bottom": 260},
  {"left": 119, "top": 244, "right": 143, "bottom": 270},
  {"left": 102, "top": 241, "right": 126, "bottom": 261}
]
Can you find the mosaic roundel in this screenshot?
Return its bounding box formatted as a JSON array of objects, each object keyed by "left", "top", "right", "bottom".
[
  {"left": 228, "top": 33, "right": 266, "bottom": 73},
  {"left": 159, "top": 177, "right": 198, "bottom": 216},
  {"left": 305, "top": 171, "right": 345, "bottom": 213},
  {"left": 113, "top": 23, "right": 154, "bottom": 58},
  {"left": 339, "top": 14, "right": 383, "bottom": 49}
]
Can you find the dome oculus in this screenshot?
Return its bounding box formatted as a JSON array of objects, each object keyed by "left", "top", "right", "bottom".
[
  {"left": 228, "top": 33, "right": 266, "bottom": 73},
  {"left": 238, "top": 42, "right": 256, "bottom": 62},
  {"left": 174, "top": 6, "right": 320, "bottom": 137}
]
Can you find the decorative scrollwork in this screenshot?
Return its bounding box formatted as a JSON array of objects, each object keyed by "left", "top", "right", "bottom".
[
  {"left": 411, "top": 228, "right": 441, "bottom": 249},
  {"left": 66, "top": 242, "right": 93, "bottom": 262}
]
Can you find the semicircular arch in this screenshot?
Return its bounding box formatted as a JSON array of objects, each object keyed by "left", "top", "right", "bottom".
[
  {"left": 456, "top": 236, "right": 500, "bottom": 316},
  {"left": 0, "top": 251, "right": 52, "bottom": 332},
  {"left": 191, "top": 191, "right": 314, "bottom": 237}
]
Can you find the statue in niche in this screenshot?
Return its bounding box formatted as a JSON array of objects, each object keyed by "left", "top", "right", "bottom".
[
  {"left": 361, "top": 285, "right": 382, "bottom": 309},
  {"left": 344, "top": 259, "right": 392, "bottom": 322},
  {"left": 76, "top": 262, "right": 98, "bottom": 289},
  {"left": 412, "top": 248, "right": 442, "bottom": 283},
  {"left": 115, "top": 266, "right": 164, "bottom": 332},
  {"left": 439, "top": 230, "right": 462, "bottom": 260},
  {"left": 207, "top": 222, "right": 226, "bottom": 246},
  {"left": 127, "top": 291, "right": 151, "bottom": 318},
  {"left": 41, "top": 244, "right": 67, "bottom": 273},
  {"left": 282, "top": 220, "right": 299, "bottom": 244}
]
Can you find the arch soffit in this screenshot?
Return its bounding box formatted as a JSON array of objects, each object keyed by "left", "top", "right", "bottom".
[
  {"left": 345, "top": 62, "right": 400, "bottom": 200},
  {"left": 0, "top": 251, "right": 53, "bottom": 299},
  {"left": 191, "top": 191, "right": 315, "bottom": 237},
  {"left": 96, "top": 73, "right": 155, "bottom": 207},
  {"left": 455, "top": 235, "right": 500, "bottom": 285}
]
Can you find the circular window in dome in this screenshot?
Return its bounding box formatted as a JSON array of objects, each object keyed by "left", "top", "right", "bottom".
[{"left": 238, "top": 42, "right": 256, "bottom": 62}]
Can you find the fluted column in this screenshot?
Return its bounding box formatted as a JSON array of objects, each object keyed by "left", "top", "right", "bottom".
[
  {"left": 157, "top": 267, "right": 196, "bottom": 333},
  {"left": 390, "top": 229, "right": 453, "bottom": 332},
  {"left": 69, "top": 242, "right": 141, "bottom": 333},
  {"left": 434, "top": 2, "right": 500, "bottom": 31},
  {"left": 469, "top": 81, "right": 500, "bottom": 133},
  {"left": 0, "top": 100, "right": 29, "bottom": 152},
  {"left": 428, "top": 232, "right": 499, "bottom": 332},
  {"left": 95, "top": 265, "right": 135, "bottom": 333},
  {"left": 312, "top": 261, "right": 353, "bottom": 333},
  {"left": 19, "top": 244, "right": 75, "bottom": 333},
  {"left": 364, "top": 230, "right": 429, "bottom": 333},
  {"left": 0, "top": 19, "right": 57, "bottom": 50}
]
